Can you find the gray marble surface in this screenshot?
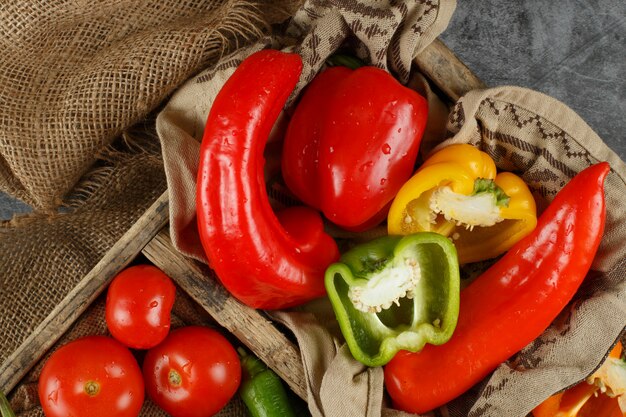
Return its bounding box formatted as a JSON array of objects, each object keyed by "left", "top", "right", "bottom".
[
  {"left": 441, "top": 0, "right": 625, "bottom": 159},
  {"left": 1, "top": 0, "right": 624, "bottom": 219}
]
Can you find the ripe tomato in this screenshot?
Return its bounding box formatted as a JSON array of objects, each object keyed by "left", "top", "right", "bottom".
[
  {"left": 106, "top": 264, "right": 176, "bottom": 349},
  {"left": 143, "top": 326, "right": 241, "bottom": 417},
  {"left": 38, "top": 336, "right": 144, "bottom": 417}
]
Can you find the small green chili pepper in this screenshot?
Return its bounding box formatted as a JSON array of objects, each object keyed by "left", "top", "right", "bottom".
[
  {"left": 239, "top": 348, "right": 298, "bottom": 417},
  {"left": 324, "top": 232, "right": 460, "bottom": 367},
  {"left": 0, "top": 391, "right": 15, "bottom": 417}
]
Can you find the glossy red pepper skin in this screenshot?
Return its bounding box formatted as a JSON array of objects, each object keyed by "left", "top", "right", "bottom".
[
  {"left": 197, "top": 50, "right": 339, "bottom": 310},
  {"left": 384, "top": 162, "right": 610, "bottom": 414},
  {"left": 282, "top": 65, "right": 428, "bottom": 231}
]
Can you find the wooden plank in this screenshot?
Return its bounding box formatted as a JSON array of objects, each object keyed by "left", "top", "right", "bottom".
[
  {"left": 142, "top": 229, "right": 308, "bottom": 400},
  {"left": 414, "top": 38, "right": 487, "bottom": 102},
  {"left": 0, "top": 191, "right": 170, "bottom": 395}
]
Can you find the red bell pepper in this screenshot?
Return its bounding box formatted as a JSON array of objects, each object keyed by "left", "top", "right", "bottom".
[
  {"left": 384, "top": 162, "right": 610, "bottom": 414},
  {"left": 281, "top": 64, "right": 428, "bottom": 231},
  {"left": 196, "top": 50, "right": 339, "bottom": 310}
]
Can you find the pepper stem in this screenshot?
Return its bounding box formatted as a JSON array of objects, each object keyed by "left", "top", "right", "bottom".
[
  {"left": 326, "top": 54, "right": 365, "bottom": 70},
  {"left": 238, "top": 347, "right": 267, "bottom": 380},
  {"left": 472, "top": 178, "right": 510, "bottom": 207},
  {"left": 0, "top": 391, "right": 16, "bottom": 417}
]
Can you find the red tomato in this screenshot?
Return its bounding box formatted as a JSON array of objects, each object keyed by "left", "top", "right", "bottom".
[
  {"left": 106, "top": 264, "right": 176, "bottom": 349},
  {"left": 143, "top": 326, "right": 241, "bottom": 417},
  {"left": 38, "top": 336, "right": 144, "bottom": 417}
]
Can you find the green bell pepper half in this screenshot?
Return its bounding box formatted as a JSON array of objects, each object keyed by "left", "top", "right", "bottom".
[{"left": 324, "top": 232, "right": 460, "bottom": 367}]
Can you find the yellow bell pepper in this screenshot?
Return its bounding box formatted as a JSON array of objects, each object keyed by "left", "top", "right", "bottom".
[{"left": 387, "top": 144, "right": 537, "bottom": 264}]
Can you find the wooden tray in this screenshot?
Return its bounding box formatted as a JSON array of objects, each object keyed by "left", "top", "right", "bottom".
[{"left": 0, "top": 38, "right": 486, "bottom": 401}]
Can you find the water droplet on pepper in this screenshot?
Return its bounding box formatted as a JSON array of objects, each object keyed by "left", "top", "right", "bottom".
[
  {"left": 48, "top": 390, "right": 58, "bottom": 404},
  {"left": 359, "top": 161, "right": 374, "bottom": 172}
]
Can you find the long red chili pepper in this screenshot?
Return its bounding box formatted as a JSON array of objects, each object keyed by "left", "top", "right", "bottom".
[
  {"left": 196, "top": 50, "right": 339, "bottom": 310},
  {"left": 384, "top": 162, "right": 610, "bottom": 414}
]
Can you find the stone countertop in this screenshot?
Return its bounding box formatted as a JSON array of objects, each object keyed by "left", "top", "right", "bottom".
[
  {"left": 1, "top": 0, "right": 624, "bottom": 218},
  {"left": 441, "top": 0, "right": 624, "bottom": 160}
]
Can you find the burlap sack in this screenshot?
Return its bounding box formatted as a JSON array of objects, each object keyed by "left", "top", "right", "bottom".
[
  {"left": 0, "top": 0, "right": 296, "bottom": 212},
  {"left": 0, "top": 126, "right": 167, "bottom": 368},
  {"left": 0, "top": 0, "right": 295, "bottom": 367}
]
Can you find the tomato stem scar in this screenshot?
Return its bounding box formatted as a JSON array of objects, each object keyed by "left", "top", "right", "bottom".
[
  {"left": 84, "top": 381, "right": 100, "bottom": 397},
  {"left": 168, "top": 369, "right": 182, "bottom": 386}
]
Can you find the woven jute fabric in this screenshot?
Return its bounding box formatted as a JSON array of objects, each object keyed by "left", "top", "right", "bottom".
[
  {"left": 0, "top": 0, "right": 296, "bottom": 211},
  {"left": 0, "top": 128, "right": 167, "bottom": 367}
]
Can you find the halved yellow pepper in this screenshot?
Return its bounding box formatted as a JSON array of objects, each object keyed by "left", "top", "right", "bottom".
[{"left": 387, "top": 144, "right": 537, "bottom": 264}]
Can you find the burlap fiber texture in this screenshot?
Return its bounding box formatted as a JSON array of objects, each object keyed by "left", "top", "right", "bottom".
[
  {"left": 0, "top": 0, "right": 295, "bottom": 211},
  {"left": 0, "top": 127, "right": 167, "bottom": 366}
]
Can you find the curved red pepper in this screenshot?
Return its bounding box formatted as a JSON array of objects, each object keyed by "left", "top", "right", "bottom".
[
  {"left": 197, "top": 50, "right": 339, "bottom": 310},
  {"left": 384, "top": 162, "right": 610, "bottom": 414},
  {"left": 282, "top": 65, "right": 428, "bottom": 231}
]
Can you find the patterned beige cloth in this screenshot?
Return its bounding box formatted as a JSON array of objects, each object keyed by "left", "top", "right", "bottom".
[{"left": 437, "top": 87, "right": 626, "bottom": 416}]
